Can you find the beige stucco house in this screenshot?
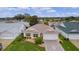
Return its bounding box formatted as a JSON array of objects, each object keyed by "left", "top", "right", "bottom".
[{"left": 23, "top": 24, "right": 55, "bottom": 39}]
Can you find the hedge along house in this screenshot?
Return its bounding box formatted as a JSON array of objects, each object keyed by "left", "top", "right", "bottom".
[
  {"left": 55, "top": 22, "right": 79, "bottom": 40},
  {"left": 24, "top": 24, "right": 54, "bottom": 39}
]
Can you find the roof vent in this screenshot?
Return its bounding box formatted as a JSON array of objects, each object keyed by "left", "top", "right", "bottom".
[{"left": 60, "top": 23, "right": 66, "bottom": 28}]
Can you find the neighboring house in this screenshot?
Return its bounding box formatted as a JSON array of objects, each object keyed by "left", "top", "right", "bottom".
[
  {"left": 24, "top": 24, "right": 55, "bottom": 39},
  {"left": 48, "top": 22, "right": 61, "bottom": 27},
  {"left": 55, "top": 22, "right": 79, "bottom": 40},
  {"left": 48, "top": 22, "right": 56, "bottom": 27},
  {"left": 22, "top": 21, "right": 30, "bottom": 29},
  {"left": 0, "top": 22, "right": 26, "bottom": 39}
]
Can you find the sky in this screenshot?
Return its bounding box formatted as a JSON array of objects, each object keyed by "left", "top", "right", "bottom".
[{"left": 0, "top": 7, "right": 79, "bottom": 17}]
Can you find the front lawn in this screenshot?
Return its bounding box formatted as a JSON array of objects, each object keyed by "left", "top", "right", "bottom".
[
  {"left": 59, "top": 34, "right": 79, "bottom": 51},
  {"left": 4, "top": 34, "right": 45, "bottom": 51}
]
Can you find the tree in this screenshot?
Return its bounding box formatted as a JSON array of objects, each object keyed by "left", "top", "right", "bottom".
[
  {"left": 64, "top": 16, "right": 75, "bottom": 22},
  {"left": 65, "top": 17, "right": 70, "bottom": 22},
  {"left": 24, "top": 16, "right": 32, "bottom": 22},
  {"left": 70, "top": 16, "right": 75, "bottom": 19},
  {"left": 44, "top": 21, "right": 48, "bottom": 25},
  {"left": 14, "top": 14, "right": 25, "bottom": 20},
  {"left": 29, "top": 15, "right": 38, "bottom": 26}
]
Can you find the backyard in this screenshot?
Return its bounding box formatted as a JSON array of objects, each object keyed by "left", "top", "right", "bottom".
[
  {"left": 59, "top": 34, "right": 79, "bottom": 51},
  {"left": 4, "top": 34, "right": 45, "bottom": 51}
]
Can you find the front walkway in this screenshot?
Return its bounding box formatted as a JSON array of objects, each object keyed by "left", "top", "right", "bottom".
[{"left": 44, "top": 40, "right": 64, "bottom": 51}]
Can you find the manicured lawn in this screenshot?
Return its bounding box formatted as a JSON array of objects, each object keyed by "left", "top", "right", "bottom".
[
  {"left": 59, "top": 34, "right": 79, "bottom": 51},
  {"left": 4, "top": 34, "right": 45, "bottom": 51}
]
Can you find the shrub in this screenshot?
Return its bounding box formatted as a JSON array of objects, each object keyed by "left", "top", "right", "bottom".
[
  {"left": 35, "top": 37, "right": 43, "bottom": 44},
  {"left": 59, "top": 41, "right": 62, "bottom": 44},
  {"left": 59, "top": 34, "right": 69, "bottom": 41},
  {"left": 66, "top": 38, "right": 69, "bottom": 40},
  {"left": 16, "top": 34, "right": 25, "bottom": 41},
  {"left": 59, "top": 34, "right": 65, "bottom": 40},
  {"left": 44, "top": 21, "right": 48, "bottom": 25}
]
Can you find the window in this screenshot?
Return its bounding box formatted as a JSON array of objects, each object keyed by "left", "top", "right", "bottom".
[
  {"left": 26, "top": 33, "right": 30, "bottom": 36},
  {"left": 26, "top": 33, "right": 31, "bottom": 39},
  {"left": 26, "top": 36, "right": 31, "bottom": 39},
  {"left": 33, "top": 34, "right": 38, "bottom": 37}
]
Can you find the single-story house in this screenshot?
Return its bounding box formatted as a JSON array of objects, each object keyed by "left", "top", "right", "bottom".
[
  {"left": 0, "top": 22, "right": 29, "bottom": 49},
  {"left": 24, "top": 24, "right": 55, "bottom": 39},
  {"left": 24, "top": 23, "right": 63, "bottom": 51},
  {"left": 22, "top": 21, "right": 30, "bottom": 28},
  {"left": 55, "top": 22, "right": 79, "bottom": 40},
  {"left": 0, "top": 22, "right": 27, "bottom": 39}
]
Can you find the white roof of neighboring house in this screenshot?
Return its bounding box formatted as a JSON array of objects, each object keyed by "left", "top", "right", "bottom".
[
  {"left": 25, "top": 24, "right": 55, "bottom": 33},
  {"left": 0, "top": 22, "right": 25, "bottom": 39},
  {"left": 22, "top": 22, "right": 30, "bottom": 27}
]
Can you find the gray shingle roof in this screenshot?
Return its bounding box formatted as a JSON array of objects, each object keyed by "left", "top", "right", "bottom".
[{"left": 56, "top": 22, "right": 79, "bottom": 34}]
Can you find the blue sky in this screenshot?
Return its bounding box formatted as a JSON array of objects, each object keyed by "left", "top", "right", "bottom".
[{"left": 0, "top": 7, "right": 79, "bottom": 17}]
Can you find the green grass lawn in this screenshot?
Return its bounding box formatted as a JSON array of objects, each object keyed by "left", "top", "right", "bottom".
[
  {"left": 59, "top": 34, "right": 79, "bottom": 51},
  {"left": 4, "top": 34, "right": 45, "bottom": 51}
]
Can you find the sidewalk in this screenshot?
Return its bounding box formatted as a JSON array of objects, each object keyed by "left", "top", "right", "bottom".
[{"left": 0, "top": 39, "right": 14, "bottom": 50}]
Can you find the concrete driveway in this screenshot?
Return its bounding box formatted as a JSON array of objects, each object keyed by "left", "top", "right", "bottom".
[{"left": 44, "top": 40, "right": 64, "bottom": 51}]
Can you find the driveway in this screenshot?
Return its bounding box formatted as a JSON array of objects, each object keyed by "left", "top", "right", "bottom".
[{"left": 44, "top": 40, "right": 64, "bottom": 51}]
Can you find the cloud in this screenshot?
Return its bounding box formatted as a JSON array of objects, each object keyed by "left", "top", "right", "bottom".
[
  {"left": 47, "top": 9, "right": 56, "bottom": 12},
  {"left": 0, "top": 7, "right": 17, "bottom": 11},
  {"left": 39, "top": 7, "right": 56, "bottom": 12},
  {"left": 65, "top": 12, "right": 78, "bottom": 15},
  {"left": 28, "top": 7, "right": 56, "bottom": 16},
  {"left": 58, "top": 12, "right": 79, "bottom": 17},
  {"left": 35, "top": 11, "right": 41, "bottom": 14},
  {"left": 71, "top": 7, "right": 79, "bottom": 9},
  {"left": 0, "top": 7, "right": 27, "bottom": 17},
  {"left": 0, "top": 7, "right": 79, "bottom": 17},
  {"left": 39, "top": 8, "right": 52, "bottom": 10}
]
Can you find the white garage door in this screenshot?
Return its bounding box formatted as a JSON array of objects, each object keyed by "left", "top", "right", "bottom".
[{"left": 43, "top": 33, "right": 58, "bottom": 40}]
